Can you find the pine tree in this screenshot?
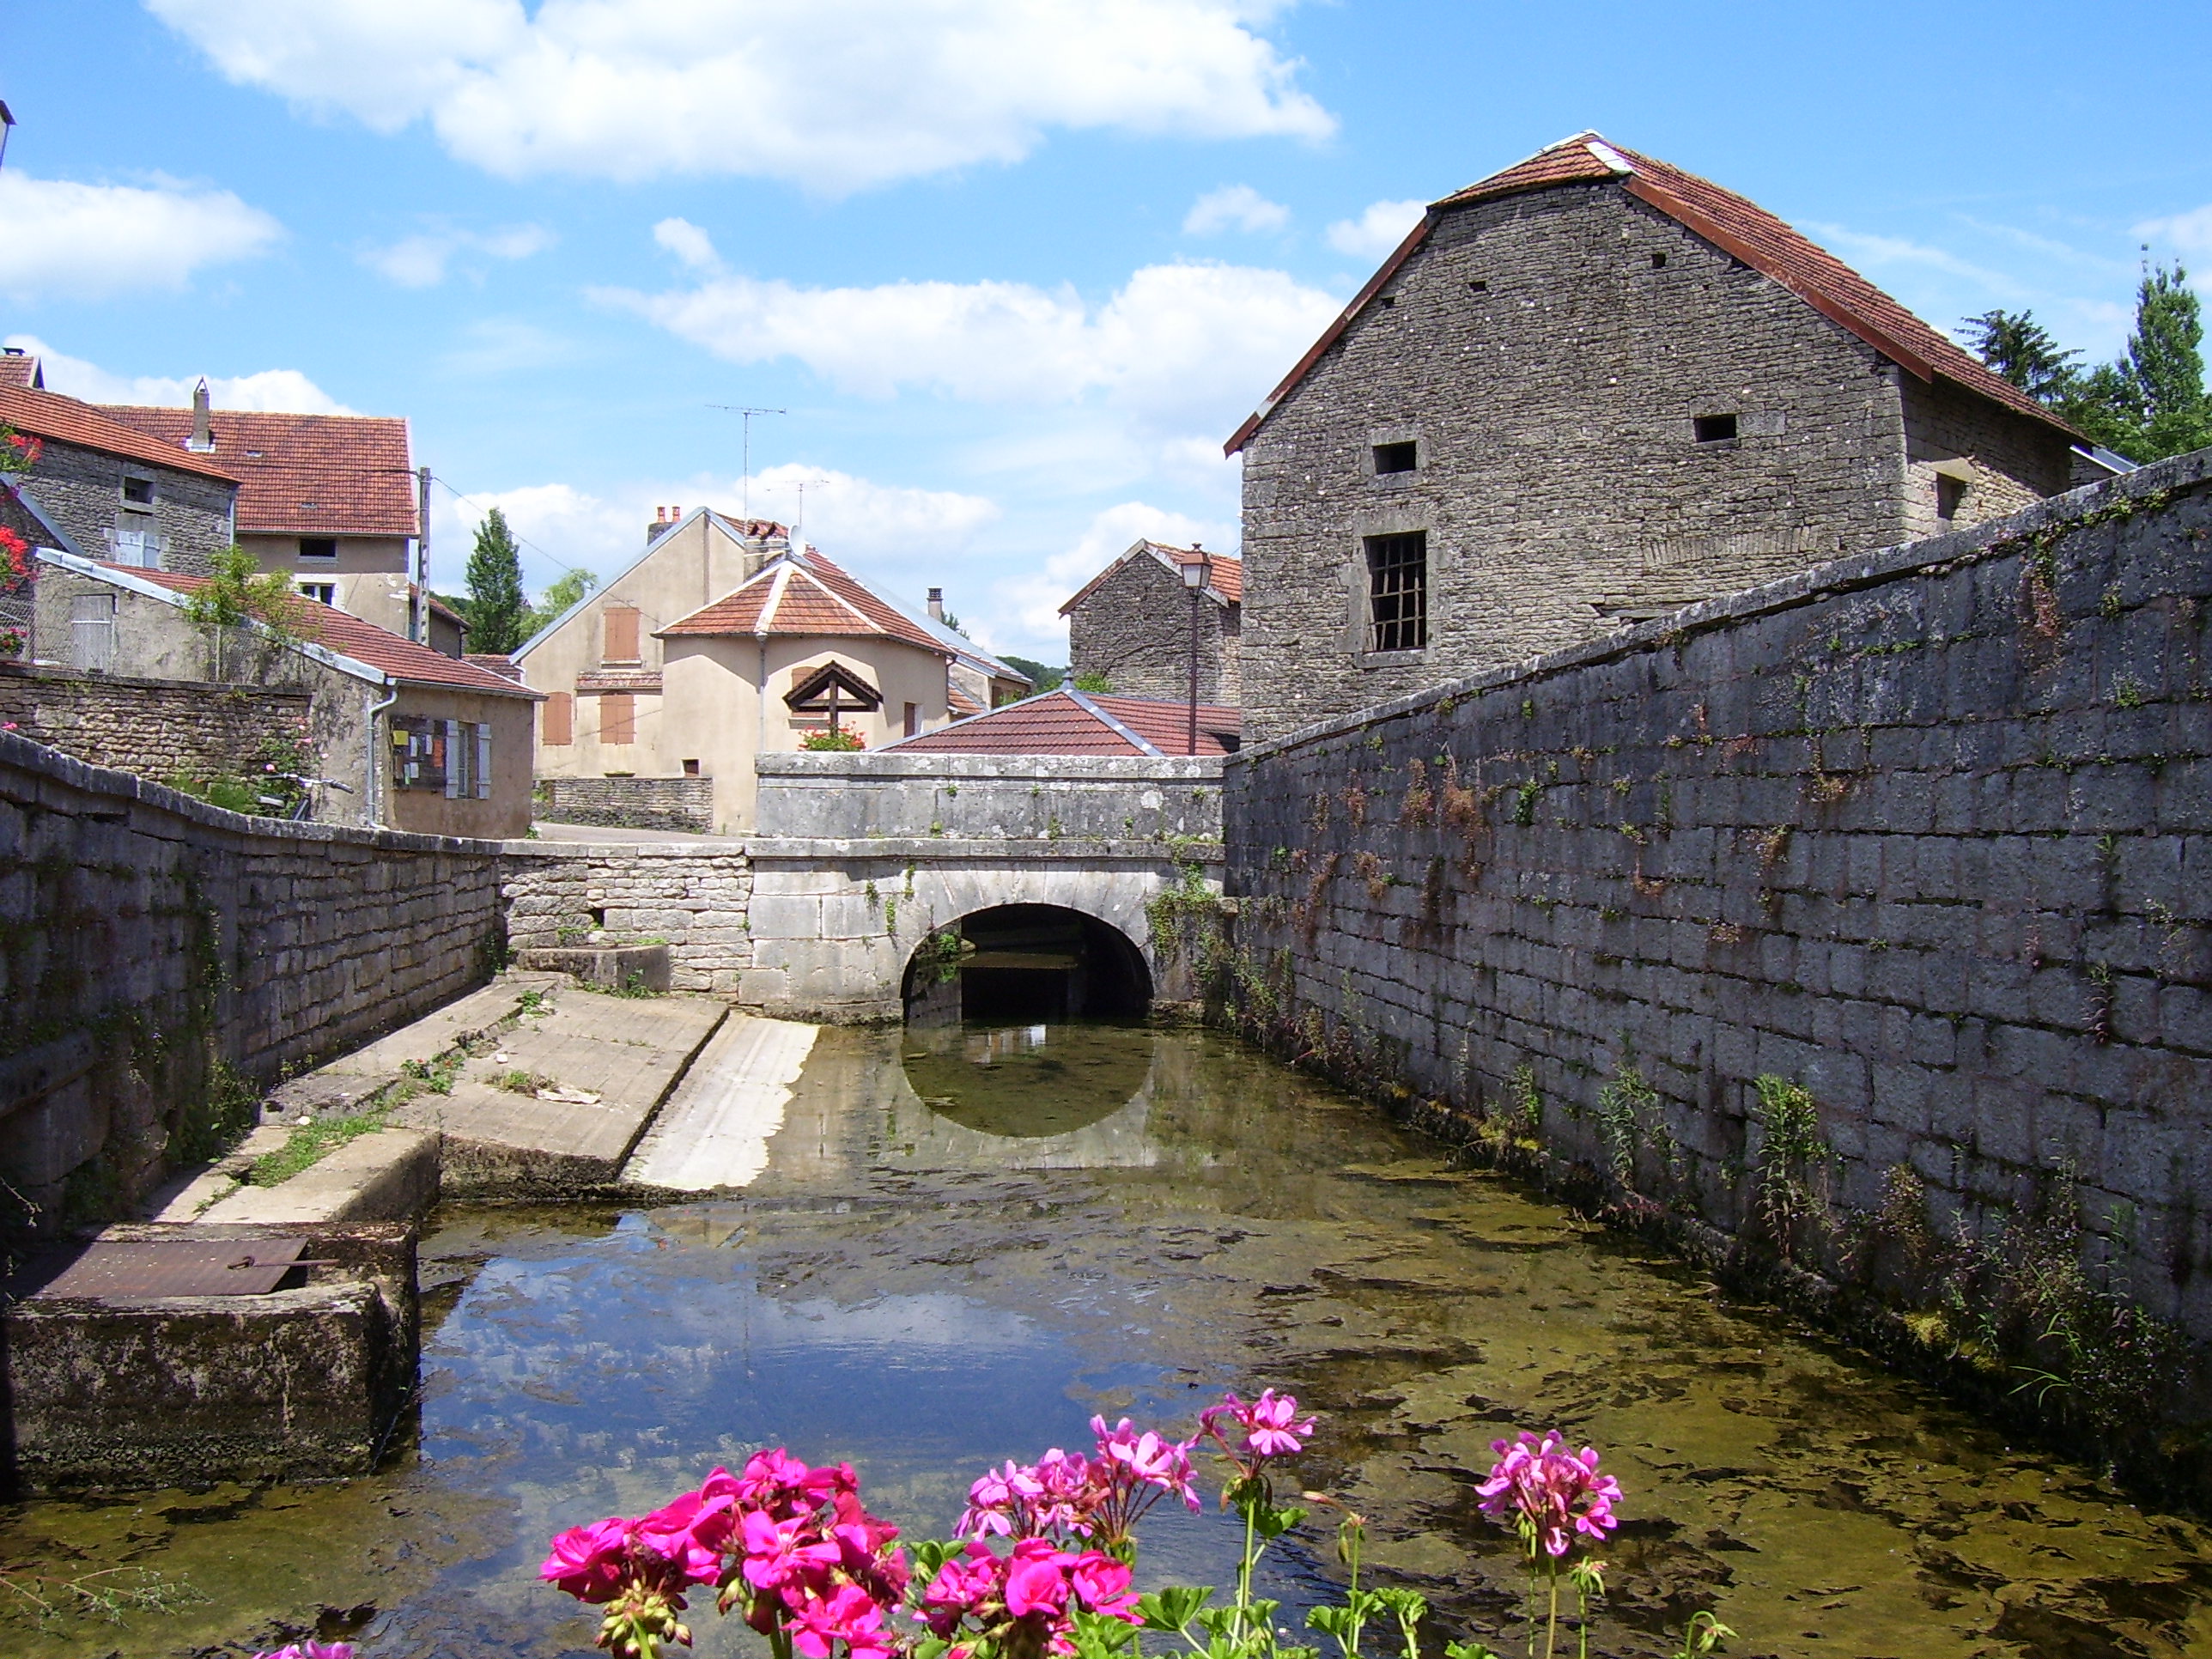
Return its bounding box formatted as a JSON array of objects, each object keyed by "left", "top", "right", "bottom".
[
  {"left": 464, "top": 507, "right": 529, "bottom": 653},
  {"left": 2125, "top": 263, "right": 2212, "bottom": 461},
  {"left": 1959, "top": 309, "right": 2081, "bottom": 401}
]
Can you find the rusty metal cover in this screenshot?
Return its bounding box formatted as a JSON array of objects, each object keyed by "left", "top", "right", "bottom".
[{"left": 27, "top": 1237, "right": 313, "bottom": 1299}]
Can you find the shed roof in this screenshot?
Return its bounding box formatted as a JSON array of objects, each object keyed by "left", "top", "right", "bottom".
[
  {"left": 100, "top": 405, "right": 416, "bottom": 538},
  {"left": 0, "top": 386, "right": 241, "bottom": 483},
  {"left": 883, "top": 688, "right": 1239, "bottom": 757},
  {"left": 1225, "top": 131, "right": 2079, "bottom": 454}
]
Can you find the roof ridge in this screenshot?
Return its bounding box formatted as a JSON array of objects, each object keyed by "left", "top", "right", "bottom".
[{"left": 1064, "top": 686, "right": 1164, "bottom": 756}]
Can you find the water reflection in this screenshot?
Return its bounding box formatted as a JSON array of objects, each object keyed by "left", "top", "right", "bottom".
[{"left": 4, "top": 1021, "right": 2211, "bottom": 1659}]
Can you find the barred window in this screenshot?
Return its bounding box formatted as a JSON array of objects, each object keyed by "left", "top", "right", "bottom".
[{"left": 1364, "top": 532, "right": 1427, "bottom": 653}]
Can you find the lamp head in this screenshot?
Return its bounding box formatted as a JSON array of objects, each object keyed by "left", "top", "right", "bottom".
[{"left": 1180, "top": 545, "right": 1208, "bottom": 590}]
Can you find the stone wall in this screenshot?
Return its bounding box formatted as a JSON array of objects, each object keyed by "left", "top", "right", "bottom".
[
  {"left": 501, "top": 843, "right": 754, "bottom": 994},
  {"left": 21, "top": 441, "right": 235, "bottom": 576},
  {"left": 0, "top": 733, "right": 506, "bottom": 1224},
  {"left": 0, "top": 663, "right": 311, "bottom": 787},
  {"left": 1237, "top": 180, "right": 2075, "bottom": 740},
  {"left": 537, "top": 775, "right": 718, "bottom": 833},
  {"left": 1219, "top": 451, "right": 2212, "bottom": 1343},
  {"left": 1066, "top": 553, "right": 1239, "bottom": 705},
  {"left": 756, "top": 751, "right": 1223, "bottom": 842}
]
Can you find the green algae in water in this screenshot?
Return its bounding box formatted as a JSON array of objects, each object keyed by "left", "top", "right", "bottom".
[{"left": 6, "top": 1023, "right": 2212, "bottom": 1658}]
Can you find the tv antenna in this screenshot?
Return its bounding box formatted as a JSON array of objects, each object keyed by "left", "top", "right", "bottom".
[{"left": 708, "top": 405, "right": 785, "bottom": 522}]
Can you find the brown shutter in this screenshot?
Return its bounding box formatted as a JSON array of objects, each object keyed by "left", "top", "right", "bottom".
[
  {"left": 601, "top": 692, "right": 635, "bottom": 745},
  {"left": 603, "top": 605, "right": 641, "bottom": 663},
  {"left": 544, "top": 691, "right": 574, "bottom": 745},
  {"left": 904, "top": 702, "right": 919, "bottom": 737}
]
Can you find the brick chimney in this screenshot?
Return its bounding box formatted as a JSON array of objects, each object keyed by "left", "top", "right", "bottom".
[
  {"left": 185, "top": 379, "right": 215, "bottom": 453},
  {"left": 927, "top": 586, "right": 945, "bottom": 622}
]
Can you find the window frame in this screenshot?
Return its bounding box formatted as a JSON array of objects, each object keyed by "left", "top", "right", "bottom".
[{"left": 1362, "top": 530, "right": 1429, "bottom": 656}]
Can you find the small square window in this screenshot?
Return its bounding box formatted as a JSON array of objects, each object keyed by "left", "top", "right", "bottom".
[
  {"left": 682, "top": 757, "right": 702, "bottom": 777},
  {"left": 298, "top": 582, "right": 336, "bottom": 605},
  {"left": 299, "top": 537, "right": 338, "bottom": 559},
  {"left": 1364, "top": 532, "right": 1428, "bottom": 653},
  {"left": 122, "top": 476, "right": 154, "bottom": 505},
  {"left": 1376, "top": 295, "right": 1396, "bottom": 309},
  {"left": 1468, "top": 279, "right": 1489, "bottom": 293},
  {"left": 1372, "top": 441, "right": 1418, "bottom": 475},
  {"left": 1936, "top": 475, "right": 1966, "bottom": 522},
  {"left": 1650, "top": 251, "right": 1668, "bottom": 269},
  {"left": 1693, "top": 414, "right": 1738, "bottom": 444}
]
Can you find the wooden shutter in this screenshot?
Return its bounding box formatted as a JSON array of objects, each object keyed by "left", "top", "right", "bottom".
[
  {"left": 444, "top": 719, "right": 463, "bottom": 798},
  {"left": 475, "top": 723, "right": 493, "bottom": 799},
  {"left": 601, "top": 692, "right": 635, "bottom": 745},
  {"left": 603, "top": 605, "right": 641, "bottom": 663},
  {"left": 544, "top": 691, "right": 573, "bottom": 744}
]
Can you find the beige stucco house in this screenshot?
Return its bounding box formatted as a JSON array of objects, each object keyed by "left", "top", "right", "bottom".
[{"left": 515, "top": 508, "right": 958, "bottom": 831}]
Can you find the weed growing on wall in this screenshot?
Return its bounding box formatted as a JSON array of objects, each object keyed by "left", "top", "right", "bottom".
[{"left": 1751, "top": 1076, "right": 1832, "bottom": 1267}]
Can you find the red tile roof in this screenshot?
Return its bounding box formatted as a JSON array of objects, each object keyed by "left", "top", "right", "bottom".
[
  {"left": 659, "top": 549, "right": 952, "bottom": 656},
  {"left": 884, "top": 689, "right": 1239, "bottom": 757},
  {"left": 1226, "top": 132, "right": 2079, "bottom": 454},
  {"left": 467, "top": 652, "right": 524, "bottom": 683},
  {"left": 949, "top": 684, "right": 984, "bottom": 718},
  {"left": 112, "top": 565, "right": 536, "bottom": 697},
  {"left": 1059, "top": 540, "right": 1242, "bottom": 616},
  {"left": 0, "top": 386, "right": 241, "bottom": 483},
  {"left": 0, "top": 353, "right": 43, "bottom": 390},
  {"left": 100, "top": 405, "right": 416, "bottom": 538}
]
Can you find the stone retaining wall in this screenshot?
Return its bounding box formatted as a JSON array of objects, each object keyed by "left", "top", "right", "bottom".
[
  {"left": 1220, "top": 449, "right": 2212, "bottom": 1343},
  {"left": 0, "top": 732, "right": 506, "bottom": 1224},
  {"left": 537, "top": 775, "right": 717, "bottom": 833},
  {"left": 755, "top": 751, "right": 1224, "bottom": 842},
  {"left": 0, "top": 663, "right": 312, "bottom": 787},
  {"left": 500, "top": 843, "right": 754, "bottom": 994}
]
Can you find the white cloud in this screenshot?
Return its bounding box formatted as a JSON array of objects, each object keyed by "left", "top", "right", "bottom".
[
  {"left": 0, "top": 172, "right": 281, "bottom": 301},
  {"left": 2137, "top": 204, "right": 2212, "bottom": 261},
  {"left": 1183, "top": 184, "right": 1288, "bottom": 236},
  {"left": 1801, "top": 222, "right": 2020, "bottom": 295},
  {"left": 597, "top": 258, "right": 1341, "bottom": 436},
  {"left": 146, "top": 0, "right": 1334, "bottom": 193},
  {"left": 5, "top": 334, "right": 357, "bottom": 413},
  {"left": 988, "top": 499, "right": 1233, "bottom": 650},
  {"left": 1325, "top": 198, "right": 1425, "bottom": 260},
  {"left": 653, "top": 216, "right": 722, "bottom": 272},
  {"left": 362, "top": 221, "right": 553, "bottom": 287}
]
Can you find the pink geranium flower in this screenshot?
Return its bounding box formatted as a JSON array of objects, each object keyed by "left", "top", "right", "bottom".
[
  {"left": 1475, "top": 1431, "right": 1622, "bottom": 1559},
  {"left": 1200, "top": 1388, "right": 1316, "bottom": 1475},
  {"left": 540, "top": 1514, "right": 633, "bottom": 1602}
]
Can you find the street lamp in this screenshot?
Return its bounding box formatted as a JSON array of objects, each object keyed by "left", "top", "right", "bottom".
[{"left": 1181, "top": 544, "right": 1211, "bottom": 757}]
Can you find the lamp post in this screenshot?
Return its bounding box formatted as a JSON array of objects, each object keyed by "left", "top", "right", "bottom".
[{"left": 1181, "top": 545, "right": 1210, "bottom": 757}]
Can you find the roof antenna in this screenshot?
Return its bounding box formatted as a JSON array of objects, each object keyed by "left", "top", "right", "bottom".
[{"left": 708, "top": 404, "right": 784, "bottom": 522}]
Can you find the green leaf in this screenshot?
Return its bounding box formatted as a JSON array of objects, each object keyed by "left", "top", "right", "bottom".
[
  {"left": 910, "top": 1540, "right": 961, "bottom": 1577},
  {"left": 1138, "top": 1587, "right": 1215, "bottom": 1633},
  {"left": 1253, "top": 1504, "right": 1309, "bottom": 1540},
  {"left": 1444, "top": 1643, "right": 1504, "bottom": 1659}
]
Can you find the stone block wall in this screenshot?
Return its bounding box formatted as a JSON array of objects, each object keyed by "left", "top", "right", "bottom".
[
  {"left": 501, "top": 843, "right": 754, "bottom": 994},
  {"left": 0, "top": 664, "right": 312, "bottom": 787},
  {"left": 1220, "top": 450, "right": 2212, "bottom": 1342},
  {"left": 0, "top": 733, "right": 506, "bottom": 1224},
  {"left": 1066, "top": 552, "right": 1239, "bottom": 705},
  {"left": 22, "top": 441, "right": 235, "bottom": 576},
  {"left": 755, "top": 751, "right": 1224, "bottom": 842},
  {"left": 538, "top": 775, "right": 717, "bottom": 833}
]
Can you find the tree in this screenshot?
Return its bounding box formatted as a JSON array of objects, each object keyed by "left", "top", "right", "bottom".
[
  {"left": 182, "top": 547, "right": 307, "bottom": 682},
  {"left": 1959, "top": 309, "right": 2081, "bottom": 402},
  {"left": 530, "top": 568, "right": 599, "bottom": 635},
  {"left": 1000, "top": 654, "right": 1063, "bottom": 692},
  {"left": 463, "top": 507, "right": 530, "bottom": 653},
  {"left": 2125, "top": 263, "right": 2212, "bottom": 461}
]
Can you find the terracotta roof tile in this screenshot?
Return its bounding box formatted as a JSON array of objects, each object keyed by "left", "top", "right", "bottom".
[
  {"left": 466, "top": 652, "right": 525, "bottom": 683},
  {"left": 1228, "top": 132, "right": 2077, "bottom": 453},
  {"left": 100, "top": 406, "right": 416, "bottom": 537},
  {"left": 0, "top": 386, "right": 241, "bottom": 483},
  {"left": 884, "top": 690, "right": 1239, "bottom": 756},
  {"left": 0, "top": 353, "right": 42, "bottom": 390},
  {"left": 948, "top": 685, "right": 984, "bottom": 718},
  {"left": 113, "top": 565, "right": 536, "bottom": 697},
  {"left": 659, "top": 550, "right": 951, "bottom": 655}
]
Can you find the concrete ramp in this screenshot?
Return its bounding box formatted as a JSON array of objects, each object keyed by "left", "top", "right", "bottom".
[{"left": 623, "top": 1015, "right": 817, "bottom": 1192}]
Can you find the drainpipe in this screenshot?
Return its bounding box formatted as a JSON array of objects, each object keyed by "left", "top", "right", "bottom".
[{"left": 365, "top": 681, "right": 399, "bottom": 828}]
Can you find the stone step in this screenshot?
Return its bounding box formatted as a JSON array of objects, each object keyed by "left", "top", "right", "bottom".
[
  {"left": 198, "top": 1128, "right": 441, "bottom": 1225},
  {"left": 623, "top": 1014, "right": 819, "bottom": 1193}
]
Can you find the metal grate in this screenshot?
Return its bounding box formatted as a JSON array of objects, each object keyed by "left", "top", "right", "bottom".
[
  {"left": 21, "top": 1237, "right": 313, "bottom": 1298},
  {"left": 1364, "top": 532, "right": 1428, "bottom": 653}
]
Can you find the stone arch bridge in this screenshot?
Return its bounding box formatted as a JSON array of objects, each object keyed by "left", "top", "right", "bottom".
[{"left": 503, "top": 753, "right": 1224, "bottom": 1022}]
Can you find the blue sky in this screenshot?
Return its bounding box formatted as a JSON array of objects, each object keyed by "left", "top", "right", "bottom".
[{"left": 4, "top": 1, "right": 2209, "bottom": 661}]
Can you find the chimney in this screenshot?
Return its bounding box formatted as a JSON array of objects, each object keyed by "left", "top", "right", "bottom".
[
  {"left": 927, "top": 586, "right": 945, "bottom": 622},
  {"left": 186, "top": 379, "right": 215, "bottom": 453}
]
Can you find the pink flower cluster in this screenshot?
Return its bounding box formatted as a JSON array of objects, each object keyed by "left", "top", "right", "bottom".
[
  {"left": 1474, "top": 1431, "right": 1622, "bottom": 1559},
  {"left": 1198, "top": 1389, "right": 1316, "bottom": 1477},
  {"left": 251, "top": 1645, "right": 352, "bottom": 1659},
  {"left": 956, "top": 1415, "right": 1199, "bottom": 1547},
  {"left": 541, "top": 1449, "right": 908, "bottom": 1659},
  {"left": 919, "top": 1538, "right": 1139, "bottom": 1658}
]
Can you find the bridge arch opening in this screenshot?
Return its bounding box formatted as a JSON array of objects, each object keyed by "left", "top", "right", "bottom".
[{"left": 902, "top": 903, "right": 1152, "bottom": 1024}]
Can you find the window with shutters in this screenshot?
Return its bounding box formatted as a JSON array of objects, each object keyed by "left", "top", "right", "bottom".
[
  {"left": 602, "top": 605, "right": 641, "bottom": 663},
  {"left": 544, "top": 691, "right": 574, "bottom": 745},
  {"left": 70, "top": 592, "right": 115, "bottom": 672},
  {"left": 601, "top": 692, "right": 636, "bottom": 744}
]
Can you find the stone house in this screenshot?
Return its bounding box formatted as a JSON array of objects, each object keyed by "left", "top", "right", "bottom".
[
  {"left": 0, "top": 380, "right": 240, "bottom": 578},
  {"left": 518, "top": 507, "right": 988, "bottom": 831},
  {"left": 1060, "top": 540, "right": 1242, "bottom": 705},
  {"left": 98, "top": 381, "right": 463, "bottom": 653},
  {"left": 1226, "top": 132, "right": 2089, "bottom": 738},
  {"left": 30, "top": 550, "right": 538, "bottom": 836}
]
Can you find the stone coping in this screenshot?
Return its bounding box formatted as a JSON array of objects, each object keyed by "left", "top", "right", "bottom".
[
  {"left": 757, "top": 752, "right": 1226, "bottom": 779},
  {"left": 1231, "top": 443, "right": 2212, "bottom": 767},
  {"left": 495, "top": 835, "right": 1223, "bottom": 863}
]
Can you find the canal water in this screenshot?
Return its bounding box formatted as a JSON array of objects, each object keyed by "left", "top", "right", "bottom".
[{"left": 4, "top": 1020, "right": 2211, "bottom": 1658}]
